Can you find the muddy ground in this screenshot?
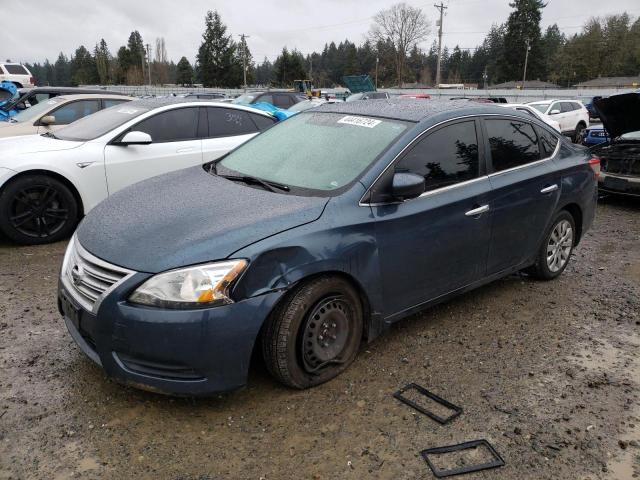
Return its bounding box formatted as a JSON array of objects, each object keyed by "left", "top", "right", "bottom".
[{"left": 1, "top": 196, "right": 639, "bottom": 480}]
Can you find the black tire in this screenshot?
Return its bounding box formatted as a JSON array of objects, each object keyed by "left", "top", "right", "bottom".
[
  {"left": 0, "top": 174, "right": 79, "bottom": 245},
  {"left": 573, "top": 122, "right": 586, "bottom": 143},
  {"left": 262, "top": 276, "right": 363, "bottom": 389},
  {"left": 527, "top": 211, "right": 576, "bottom": 280}
]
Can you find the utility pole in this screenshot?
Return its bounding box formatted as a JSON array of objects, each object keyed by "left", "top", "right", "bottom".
[
  {"left": 434, "top": 2, "right": 447, "bottom": 88},
  {"left": 239, "top": 34, "right": 250, "bottom": 91},
  {"left": 145, "top": 43, "right": 152, "bottom": 86},
  {"left": 522, "top": 38, "right": 531, "bottom": 90},
  {"left": 375, "top": 56, "right": 379, "bottom": 89}
]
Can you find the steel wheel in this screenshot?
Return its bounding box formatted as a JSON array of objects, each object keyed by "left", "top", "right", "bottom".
[
  {"left": 300, "top": 296, "right": 355, "bottom": 373},
  {"left": 546, "top": 219, "right": 573, "bottom": 273}
]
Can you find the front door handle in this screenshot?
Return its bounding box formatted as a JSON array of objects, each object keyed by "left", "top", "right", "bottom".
[
  {"left": 465, "top": 205, "right": 490, "bottom": 217},
  {"left": 540, "top": 184, "right": 559, "bottom": 194}
]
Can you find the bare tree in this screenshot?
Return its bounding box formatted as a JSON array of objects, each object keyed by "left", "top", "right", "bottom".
[
  {"left": 154, "top": 37, "right": 169, "bottom": 85},
  {"left": 370, "top": 3, "right": 430, "bottom": 87}
]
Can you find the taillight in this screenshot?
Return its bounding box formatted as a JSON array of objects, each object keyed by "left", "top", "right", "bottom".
[
  {"left": 30, "top": 76, "right": 35, "bottom": 85},
  {"left": 588, "top": 156, "right": 601, "bottom": 178}
]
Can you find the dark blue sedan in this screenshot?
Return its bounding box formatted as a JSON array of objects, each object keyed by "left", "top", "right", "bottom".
[{"left": 58, "top": 99, "right": 599, "bottom": 395}]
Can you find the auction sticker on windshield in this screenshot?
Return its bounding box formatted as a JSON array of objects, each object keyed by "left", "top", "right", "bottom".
[{"left": 338, "top": 116, "right": 382, "bottom": 128}]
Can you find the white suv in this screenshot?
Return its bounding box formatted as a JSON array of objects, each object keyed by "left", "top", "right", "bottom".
[
  {"left": 0, "top": 63, "right": 35, "bottom": 88},
  {"left": 528, "top": 99, "right": 589, "bottom": 142}
]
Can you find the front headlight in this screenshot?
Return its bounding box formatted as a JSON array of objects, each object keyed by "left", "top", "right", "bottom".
[{"left": 128, "top": 259, "right": 248, "bottom": 309}]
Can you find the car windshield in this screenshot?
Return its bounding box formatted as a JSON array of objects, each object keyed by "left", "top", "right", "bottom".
[
  {"left": 217, "top": 112, "right": 409, "bottom": 194},
  {"left": 233, "top": 93, "right": 259, "bottom": 104},
  {"left": 11, "top": 98, "right": 63, "bottom": 123},
  {"left": 55, "top": 104, "right": 151, "bottom": 141},
  {"left": 530, "top": 103, "right": 550, "bottom": 114}
]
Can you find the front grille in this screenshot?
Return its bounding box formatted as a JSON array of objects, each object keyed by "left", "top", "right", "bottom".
[
  {"left": 63, "top": 237, "right": 133, "bottom": 312},
  {"left": 116, "top": 352, "right": 205, "bottom": 381}
]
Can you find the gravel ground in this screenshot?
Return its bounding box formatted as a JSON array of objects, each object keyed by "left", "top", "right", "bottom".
[{"left": 0, "top": 196, "right": 639, "bottom": 480}]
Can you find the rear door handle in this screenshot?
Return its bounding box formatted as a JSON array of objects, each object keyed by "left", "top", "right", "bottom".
[
  {"left": 176, "top": 147, "right": 195, "bottom": 153},
  {"left": 540, "top": 184, "right": 558, "bottom": 194},
  {"left": 465, "top": 205, "right": 490, "bottom": 217}
]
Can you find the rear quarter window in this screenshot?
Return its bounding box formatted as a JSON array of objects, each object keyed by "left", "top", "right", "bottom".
[{"left": 3, "top": 64, "right": 29, "bottom": 75}]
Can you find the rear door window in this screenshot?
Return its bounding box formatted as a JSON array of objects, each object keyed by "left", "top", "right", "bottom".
[
  {"left": 396, "top": 120, "right": 480, "bottom": 192},
  {"left": 133, "top": 107, "right": 199, "bottom": 142},
  {"left": 256, "top": 94, "right": 273, "bottom": 105},
  {"left": 207, "top": 107, "right": 259, "bottom": 137},
  {"left": 273, "top": 95, "right": 293, "bottom": 108},
  {"left": 485, "top": 118, "right": 541, "bottom": 172},
  {"left": 103, "top": 98, "right": 128, "bottom": 109},
  {"left": 250, "top": 113, "right": 276, "bottom": 130},
  {"left": 561, "top": 102, "right": 575, "bottom": 113},
  {"left": 536, "top": 126, "right": 559, "bottom": 157},
  {"left": 48, "top": 99, "right": 100, "bottom": 125}
]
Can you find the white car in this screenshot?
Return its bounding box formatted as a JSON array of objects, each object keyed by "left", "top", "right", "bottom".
[
  {"left": 499, "top": 103, "right": 561, "bottom": 132},
  {"left": 0, "top": 94, "right": 132, "bottom": 138},
  {"left": 0, "top": 63, "right": 35, "bottom": 88},
  {"left": 0, "top": 99, "right": 277, "bottom": 244},
  {"left": 527, "top": 99, "right": 589, "bottom": 141}
]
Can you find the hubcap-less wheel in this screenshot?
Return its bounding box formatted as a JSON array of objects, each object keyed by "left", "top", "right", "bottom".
[
  {"left": 301, "top": 296, "right": 353, "bottom": 373},
  {"left": 546, "top": 219, "right": 573, "bottom": 272},
  {"left": 9, "top": 185, "right": 69, "bottom": 239}
]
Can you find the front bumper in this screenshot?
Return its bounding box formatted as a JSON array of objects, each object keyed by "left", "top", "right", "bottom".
[
  {"left": 598, "top": 171, "right": 640, "bottom": 196},
  {"left": 59, "top": 275, "right": 282, "bottom": 396}
]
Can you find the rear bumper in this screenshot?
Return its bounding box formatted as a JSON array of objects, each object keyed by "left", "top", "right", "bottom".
[
  {"left": 598, "top": 172, "right": 640, "bottom": 196},
  {"left": 59, "top": 278, "right": 283, "bottom": 396}
]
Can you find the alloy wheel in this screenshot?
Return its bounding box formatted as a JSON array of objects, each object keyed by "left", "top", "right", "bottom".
[
  {"left": 9, "top": 185, "right": 69, "bottom": 239},
  {"left": 546, "top": 219, "right": 573, "bottom": 273}
]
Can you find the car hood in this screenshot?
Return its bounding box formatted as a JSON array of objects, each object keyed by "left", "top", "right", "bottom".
[
  {"left": 77, "top": 166, "right": 329, "bottom": 273},
  {"left": 0, "top": 133, "right": 82, "bottom": 159},
  {"left": 594, "top": 93, "right": 640, "bottom": 139}
]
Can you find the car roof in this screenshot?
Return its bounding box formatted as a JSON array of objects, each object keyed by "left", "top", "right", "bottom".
[
  {"left": 312, "top": 98, "right": 513, "bottom": 123},
  {"left": 125, "top": 97, "right": 274, "bottom": 116},
  {"left": 20, "top": 87, "right": 123, "bottom": 94},
  {"left": 51, "top": 94, "right": 132, "bottom": 101}
]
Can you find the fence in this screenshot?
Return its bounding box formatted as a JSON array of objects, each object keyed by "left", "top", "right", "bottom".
[{"left": 85, "top": 84, "right": 637, "bottom": 103}]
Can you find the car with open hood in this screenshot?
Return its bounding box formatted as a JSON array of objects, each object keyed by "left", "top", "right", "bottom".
[
  {"left": 58, "top": 98, "right": 598, "bottom": 396},
  {"left": 591, "top": 92, "right": 640, "bottom": 196},
  {"left": 0, "top": 98, "right": 277, "bottom": 244}
]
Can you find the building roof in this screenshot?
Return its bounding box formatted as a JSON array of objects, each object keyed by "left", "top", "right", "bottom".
[
  {"left": 574, "top": 76, "right": 640, "bottom": 88},
  {"left": 488, "top": 80, "right": 561, "bottom": 89},
  {"left": 314, "top": 98, "right": 498, "bottom": 122}
]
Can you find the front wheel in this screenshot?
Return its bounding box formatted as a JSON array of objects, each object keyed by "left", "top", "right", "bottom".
[
  {"left": 262, "top": 276, "right": 363, "bottom": 389},
  {"left": 573, "top": 123, "right": 586, "bottom": 143},
  {"left": 527, "top": 211, "right": 576, "bottom": 280},
  {"left": 0, "top": 174, "right": 79, "bottom": 245}
]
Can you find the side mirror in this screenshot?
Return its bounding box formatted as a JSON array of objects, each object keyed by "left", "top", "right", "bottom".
[
  {"left": 391, "top": 172, "right": 425, "bottom": 201},
  {"left": 549, "top": 109, "right": 560, "bottom": 115},
  {"left": 40, "top": 115, "right": 56, "bottom": 126},
  {"left": 118, "top": 131, "right": 152, "bottom": 146}
]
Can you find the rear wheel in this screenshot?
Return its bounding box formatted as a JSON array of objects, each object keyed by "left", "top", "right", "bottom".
[
  {"left": 527, "top": 211, "right": 575, "bottom": 280},
  {"left": 0, "top": 174, "right": 78, "bottom": 245},
  {"left": 574, "top": 122, "right": 586, "bottom": 143},
  {"left": 262, "top": 276, "right": 363, "bottom": 389}
]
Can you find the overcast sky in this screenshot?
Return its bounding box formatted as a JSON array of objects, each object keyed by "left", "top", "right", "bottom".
[{"left": 1, "top": 0, "right": 638, "bottom": 65}]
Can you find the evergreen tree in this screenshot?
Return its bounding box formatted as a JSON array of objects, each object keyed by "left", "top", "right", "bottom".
[
  {"left": 94, "top": 39, "right": 112, "bottom": 84},
  {"left": 70, "top": 45, "right": 98, "bottom": 85},
  {"left": 53, "top": 53, "right": 71, "bottom": 86},
  {"left": 255, "top": 58, "right": 274, "bottom": 86},
  {"left": 499, "top": 0, "right": 545, "bottom": 82},
  {"left": 272, "top": 48, "right": 306, "bottom": 86},
  {"left": 197, "top": 10, "right": 238, "bottom": 87},
  {"left": 175, "top": 57, "right": 194, "bottom": 86}
]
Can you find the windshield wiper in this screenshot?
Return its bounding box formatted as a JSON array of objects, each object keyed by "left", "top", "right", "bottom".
[
  {"left": 41, "top": 131, "right": 59, "bottom": 139},
  {"left": 218, "top": 173, "right": 290, "bottom": 192}
]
